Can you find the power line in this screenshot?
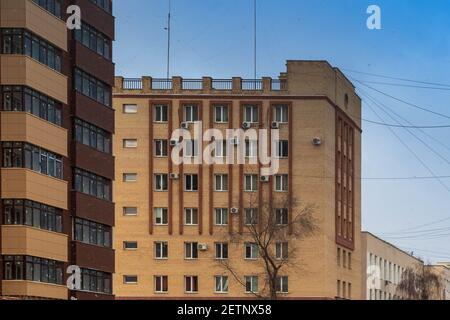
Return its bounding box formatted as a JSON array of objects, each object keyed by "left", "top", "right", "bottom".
[
  {"left": 385, "top": 217, "right": 450, "bottom": 234},
  {"left": 355, "top": 80, "right": 450, "bottom": 91},
  {"left": 362, "top": 118, "right": 450, "bottom": 129},
  {"left": 342, "top": 68, "right": 450, "bottom": 88},
  {"left": 351, "top": 78, "right": 450, "bottom": 120}
]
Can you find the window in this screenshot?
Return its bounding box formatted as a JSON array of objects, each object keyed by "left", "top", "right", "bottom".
[
  {"left": 184, "top": 140, "right": 199, "bottom": 158},
  {"left": 74, "top": 68, "right": 111, "bottom": 107},
  {"left": 245, "top": 243, "right": 258, "bottom": 259},
  {"left": 215, "top": 174, "right": 228, "bottom": 191},
  {"left": 3, "top": 199, "right": 62, "bottom": 233},
  {"left": 123, "top": 139, "right": 137, "bottom": 148},
  {"left": 0, "top": 86, "right": 62, "bottom": 126},
  {"left": 184, "top": 105, "right": 199, "bottom": 122},
  {"left": 80, "top": 268, "right": 112, "bottom": 294},
  {"left": 215, "top": 208, "right": 228, "bottom": 226},
  {"left": 337, "top": 248, "right": 341, "bottom": 266},
  {"left": 184, "top": 208, "right": 198, "bottom": 226},
  {"left": 155, "top": 208, "right": 168, "bottom": 225},
  {"left": 348, "top": 252, "right": 352, "bottom": 270},
  {"left": 154, "top": 174, "right": 168, "bottom": 191},
  {"left": 1, "top": 29, "right": 62, "bottom": 72},
  {"left": 276, "top": 140, "right": 289, "bottom": 158},
  {"left": 123, "top": 104, "right": 138, "bottom": 114},
  {"left": 89, "top": 0, "right": 112, "bottom": 13},
  {"left": 185, "top": 276, "right": 198, "bottom": 293},
  {"left": 274, "top": 105, "right": 289, "bottom": 123},
  {"left": 123, "top": 241, "right": 138, "bottom": 250},
  {"left": 155, "top": 140, "right": 168, "bottom": 157},
  {"left": 123, "top": 276, "right": 138, "bottom": 284},
  {"left": 244, "top": 174, "right": 258, "bottom": 191},
  {"left": 155, "top": 276, "right": 168, "bottom": 293},
  {"left": 215, "top": 243, "right": 229, "bottom": 259},
  {"left": 276, "top": 276, "right": 289, "bottom": 293},
  {"left": 214, "top": 140, "right": 227, "bottom": 158},
  {"left": 154, "top": 105, "right": 168, "bottom": 122},
  {"left": 276, "top": 242, "right": 288, "bottom": 260},
  {"left": 244, "top": 105, "right": 259, "bottom": 123},
  {"left": 184, "top": 174, "right": 198, "bottom": 191},
  {"left": 245, "top": 208, "right": 258, "bottom": 225},
  {"left": 337, "top": 280, "right": 341, "bottom": 298},
  {"left": 245, "top": 140, "right": 258, "bottom": 158},
  {"left": 155, "top": 242, "right": 168, "bottom": 259},
  {"left": 32, "top": 0, "right": 62, "bottom": 18},
  {"left": 74, "top": 118, "right": 111, "bottom": 154},
  {"left": 123, "top": 173, "right": 137, "bottom": 182},
  {"left": 275, "top": 209, "right": 289, "bottom": 225},
  {"left": 123, "top": 207, "right": 138, "bottom": 216},
  {"left": 215, "top": 276, "right": 229, "bottom": 293},
  {"left": 343, "top": 250, "right": 347, "bottom": 268},
  {"left": 245, "top": 276, "right": 258, "bottom": 293},
  {"left": 74, "top": 218, "right": 112, "bottom": 248},
  {"left": 275, "top": 174, "right": 288, "bottom": 192},
  {"left": 74, "top": 168, "right": 111, "bottom": 201},
  {"left": 74, "top": 22, "right": 111, "bottom": 59},
  {"left": 185, "top": 242, "right": 198, "bottom": 259},
  {"left": 3, "top": 256, "right": 63, "bottom": 285},
  {"left": 2, "top": 142, "right": 63, "bottom": 179},
  {"left": 214, "top": 105, "right": 229, "bottom": 123}
]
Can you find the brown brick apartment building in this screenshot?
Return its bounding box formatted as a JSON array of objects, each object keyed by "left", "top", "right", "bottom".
[
  {"left": 113, "top": 61, "right": 362, "bottom": 299},
  {"left": 0, "top": 0, "right": 115, "bottom": 299}
]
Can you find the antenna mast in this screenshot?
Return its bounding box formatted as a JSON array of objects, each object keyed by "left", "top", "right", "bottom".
[
  {"left": 166, "top": 0, "right": 172, "bottom": 79},
  {"left": 253, "top": 0, "right": 257, "bottom": 79}
]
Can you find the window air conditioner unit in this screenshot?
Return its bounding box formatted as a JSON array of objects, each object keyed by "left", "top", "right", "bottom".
[
  {"left": 170, "top": 139, "right": 179, "bottom": 147},
  {"left": 242, "top": 122, "right": 251, "bottom": 130},
  {"left": 312, "top": 138, "right": 322, "bottom": 146},
  {"left": 181, "top": 122, "right": 189, "bottom": 130},
  {"left": 271, "top": 121, "right": 280, "bottom": 129},
  {"left": 169, "top": 173, "right": 179, "bottom": 180},
  {"left": 197, "top": 244, "right": 208, "bottom": 251},
  {"left": 260, "top": 176, "right": 270, "bottom": 182},
  {"left": 230, "top": 208, "right": 239, "bottom": 214}
]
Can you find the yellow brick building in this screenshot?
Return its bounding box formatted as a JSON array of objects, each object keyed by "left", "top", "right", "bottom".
[{"left": 113, "top": 61, "right": 362, "bottom": 299}]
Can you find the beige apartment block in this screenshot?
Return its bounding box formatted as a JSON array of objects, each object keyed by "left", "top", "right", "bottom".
[
  {"left": 361, "top": 231, "right": 425, "bottom": 300},
  {"left": 430, "top": 263, "right": 450, "bottom": 300},
  {"left": 113, "top": 61, "right": 362, "bottom": 299}
]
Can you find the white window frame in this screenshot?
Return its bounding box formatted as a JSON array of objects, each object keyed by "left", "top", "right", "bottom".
[
  {"left": 274, "top": 105, "right": 288, "bottom": 123},
  {"left": 276, "top": 276, "right": 289, "bottom": 293},
  {"left": 155, "top": 140, "right": 168, "bottom": 157},
  {"left": 245, "top": 139, "right": 258, "bottom": 158},
  {"left": 154, "top": 275, "right": 168, "bottom": 293},
  {"left": 154, "top": 104, "right": 168, "bottom": 123},
  {"left": 123, "top": 207, "right": 138, "bottom": 216},
  {"left": 214, "top": 140, "right": 227, "bottom": 158},
  {"left": 154, "top": 174, "right": 168, "bottom": 191},
  {"left": 214, "top": 174, "right": 228, "bottom": 191},
  {"left": 123, "top": 173, "right": 137, "bottom": 182},
  {"left": 275, "top": 174, "right": 288, "bottom": 192},
  {"left": 184, "top": 208, "right": 199, "bottom": 226},
  {"left": 184, "top": 174, "right": 198, "bottom": 191},
  {"left": 245, "top": 208, "right": 258, "bottom": 225},
  {"left": 123, "top": 275, "right": 138, "bottom": 284},
  {"left": 244, "top": 105, "right": 259, "bottom": 123},
  {"left": 245, "top": 276, "right": 258, "bottom": 293},
  {"left": 276, "top": 242, "right": 288, "bottom": 260},
  {"left": 215, "top": 276, "right": 229, "bottom": 293},
  {"left": 123, "top": 241, "right": 138, "bottom": 250},
  {"left": 214, "top": 105, "right": 229, "bottom": 123},
  {"left": 276, "top": 140, "right": 289, "bottom": 158},
  {"left": 155, "top": 241, "right": 168, "bottom": 259},
  {"left": 185, "top": 242, "right": 199, "bottom": 260},
  {"left": 275, "top": 208, "right": 289, "bottom": 225},
  {"left": 214, "top": 208, "right": 229, "bottom": 226},
  {"left": 154, "top": 208, "right": 168, "bottom": 225},
  {"left": 245, "top": 242, "right": 258, "bottom": 260},
  {"left": 244, "top": 174, "right": 258, "bottom": 192},
  {"left": 184, "top": 276, "right": 199, "bottom": 293},
  {"left": 215, "top": 242, "right": 228, "bottom": 260},
  {"left": 184, "top": 105, "right": 199, "bottom": 123},
  {"left": 184, "top": 140, "right": 199, "bottom": 158}
]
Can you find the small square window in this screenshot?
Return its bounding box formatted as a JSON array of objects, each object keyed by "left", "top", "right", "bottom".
[
  {"left": 123, "top": 207, "right": 138, "bottom": 216},
  {"left": 124, "top": 275, "right": 138, "bottom": 284},
  {"left": 123, "top": 173, "right": 137, "bottom": 182},
  {"left": 123, "top": 104, "right": 138, "bottom": 114},
  {"left": 123, "top": 139, "right": 138, "bottom": 148}
]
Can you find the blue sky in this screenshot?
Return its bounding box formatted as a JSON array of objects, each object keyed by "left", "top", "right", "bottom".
[{"left": 113, "top": 0, "right": 450, "bottom": 263}]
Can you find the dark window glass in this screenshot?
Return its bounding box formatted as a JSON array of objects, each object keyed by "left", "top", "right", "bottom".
[
  {"left": 74, "top": 118, "right": 111, "bottom": 154},
  {"left": 80, "top": 268, "right": 112, "bottom": 294},
  {"left": 31, "top": 0, "right": 63, "bottom": 18},
  {"left": 3, "top": 255, "right": 63, "bottom": 285},
  {"left": 74, "top": 168, "right": 112, "bottom": 201},
  {"left": 74, "top": 68, "right": 112, "bottom": 107},
  {"left": 75, "top": 22, "right": 111, "bottom": 60},
  {"left": 73, "top": 218, "right": 111, "bottom": 248}
]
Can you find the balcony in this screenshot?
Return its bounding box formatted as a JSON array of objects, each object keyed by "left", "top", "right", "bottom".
[
  {"left": 72, "top": 142, "right": 115, "bottom": 180},
  {"left": 1, "top": 168, "right": 68, "bottom": 210},
  {"left": 0, "top": 0, "right": 67, "bottom": 51},
  {"left": 1, "top": 225, "right": 68, "bottom": 262},
  {"left": 72, "top": 241, "right": 115, "bottom": 273},
  {"left": 1, "top": 281, "right": 68, "bottom": 300},
  {"left": 1, "top": 111, "right": 67, "bottom": 157},
  {"left": 71, "top": 192, "right": 115, "bottom": 226},
  {"left": 0, "top": 55, "right": 68, "bottom": 104}
]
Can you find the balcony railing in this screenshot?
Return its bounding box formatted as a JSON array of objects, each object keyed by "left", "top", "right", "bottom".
[
  {"left": 242, "top": 79, "right": 262, "bottom": 91},
  {"left": 152, "top": 79, "right": 173, "bottom": 90},
  {"left": 182, "top": 79, "right": 203, "bottom": 90},
  {"left": 271, "top": 79, "right": 287, "bottom": 91},
  {"left": 212, "top": 79, "right": 233, "bottom": 90},
  {"left": 123, "top": 78, "right": 143, "bottom": 90}
]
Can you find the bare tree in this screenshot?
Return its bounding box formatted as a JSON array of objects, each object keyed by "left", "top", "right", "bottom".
[
  {"left": 218, "top": 193, "right": 317, "bottom": 300},
  {"left": 397, "top": 263, "right": 443, "bottom": 300}
]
